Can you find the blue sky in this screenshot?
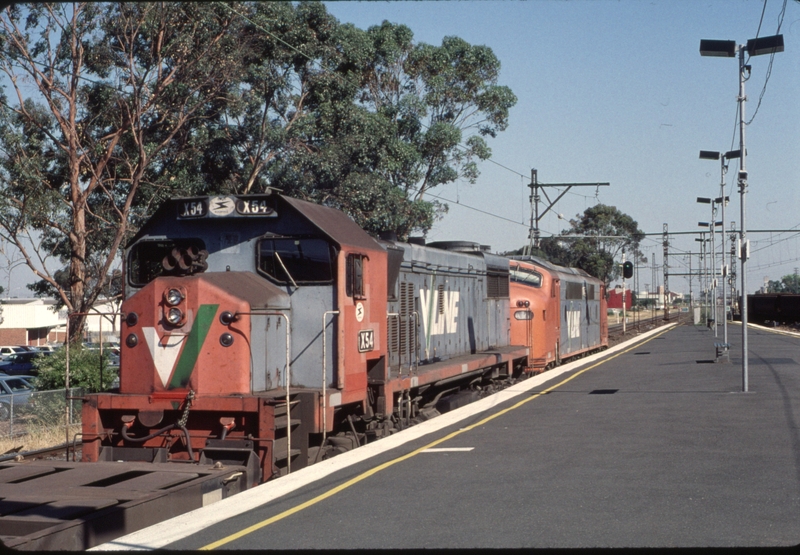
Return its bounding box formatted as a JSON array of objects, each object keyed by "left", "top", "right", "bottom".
[
  {"left": 325, "top": 0, "right": 800, "bottom": 294},
  {"left": 0, "top": 1, "right": 796, "bottom": 297}
]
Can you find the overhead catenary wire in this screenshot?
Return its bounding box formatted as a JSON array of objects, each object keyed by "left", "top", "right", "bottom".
[{"left": 1, "top": 2, "right": 605, "bottom": 239}]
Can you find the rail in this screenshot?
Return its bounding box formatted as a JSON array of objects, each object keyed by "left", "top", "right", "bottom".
[
  {"left": 0, "top": 440, "right": 80, "bottom": 463},
  {"left": 608, "top": 311, "right": 680, "bottom": 341}
]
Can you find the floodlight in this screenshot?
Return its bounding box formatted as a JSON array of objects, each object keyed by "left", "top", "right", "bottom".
[
  {"left": 746, "top": 35, "right": 784, "bottom": 56},
  {"left": 700, "top": 39, "right": 736, "bottom": 57}
]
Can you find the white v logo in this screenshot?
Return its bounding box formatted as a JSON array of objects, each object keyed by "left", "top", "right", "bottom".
[{"left": 142, "top": 327, "right": 184, "bottom": 387}]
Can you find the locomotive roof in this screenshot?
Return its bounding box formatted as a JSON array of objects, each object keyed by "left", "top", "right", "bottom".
[
  {"left": 510, "top": 255, "right": 597, "bottom": 282},
  {"left": 281, "top": 195, "right": 383, "bottom": 252},
  {"left": 129, "top": 193, "right": 384, "bottom": 252}
]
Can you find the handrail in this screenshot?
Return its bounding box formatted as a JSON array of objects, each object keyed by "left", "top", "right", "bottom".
[
  {"left": 235, "top": 310, "right": 291, "bottom": 473},
  {"left": 321, "top": 310, "right": 339, "bottom": 451}
]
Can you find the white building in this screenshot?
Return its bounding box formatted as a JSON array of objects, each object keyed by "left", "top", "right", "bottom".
[{"left": 0, "top": 298, "right": 121, "bottom": 345}]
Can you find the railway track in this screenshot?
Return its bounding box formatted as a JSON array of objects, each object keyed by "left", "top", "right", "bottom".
[
  {"left": 0, "top": 442, "right": 79, "bottom": 464},
  {"left": 608, "top": 312, "right": 681, "bottom": 346}
]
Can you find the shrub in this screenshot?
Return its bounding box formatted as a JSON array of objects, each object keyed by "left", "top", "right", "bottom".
[{"left": 33, "top": 345, "right": 118, "bottom": 393}]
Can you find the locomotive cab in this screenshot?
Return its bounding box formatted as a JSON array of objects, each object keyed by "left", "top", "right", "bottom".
[{"left": 82, "top": 193, "right": 388, "bottom": 480}]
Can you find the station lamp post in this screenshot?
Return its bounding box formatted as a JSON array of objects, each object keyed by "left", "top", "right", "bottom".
[
  {"left": 695, "top": 235, "right": 709, "bottom": 324},
  {"left": 697, "top": 199, "right": 723, "bottom": 337},
  {"left": 700, "top": 34, "right": 784, "bottom": 392},
  {"left": 699, "top": 149, "right": 741, "bottom": 351}
]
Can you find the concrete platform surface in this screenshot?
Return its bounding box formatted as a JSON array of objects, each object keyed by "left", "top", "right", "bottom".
[{"left": 96, "top": 323, "right": 800, "bottom": 549}]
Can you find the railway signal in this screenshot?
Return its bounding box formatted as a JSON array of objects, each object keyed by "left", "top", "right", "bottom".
[{"left": 622, "top": 261, "right": 633, "bottom": 279}]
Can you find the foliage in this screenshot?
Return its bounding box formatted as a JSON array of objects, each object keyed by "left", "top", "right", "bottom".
[
  {"left": 521, "top": 204, "right": 646, "bottom": 285},
  {"left": 765, "top": 274, "right": 800, "bottom": 294},
  {"left": 0, "top": 1, "right": 517, "bottom": 311},
  {"left": 32, "top": 346, "right": 117, "bottom": 394},
  {"left": 0, "top": 3, "right": 248, "bottom": 339},
  {"left": 198, "top": 8, "right": 516, "bottom": 238}
]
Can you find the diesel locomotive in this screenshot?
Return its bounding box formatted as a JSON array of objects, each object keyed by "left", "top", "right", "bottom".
[{"left": 81, "top": 192, "right": 607, "bottom": 484}]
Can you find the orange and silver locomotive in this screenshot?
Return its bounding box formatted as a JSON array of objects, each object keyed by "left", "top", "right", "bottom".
[{"left": 82, "top": 193, "right": 607, "bottom": 484}]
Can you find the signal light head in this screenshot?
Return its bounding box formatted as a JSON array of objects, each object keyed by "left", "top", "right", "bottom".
[{"left": 622, "top": 261, "right": 634, "bottom": 279}]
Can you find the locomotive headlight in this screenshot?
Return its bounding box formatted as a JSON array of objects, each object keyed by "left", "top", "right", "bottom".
[
  {"left": 166, "top": 307, "right": 184, "bottom": 325},
  {"left": 514, "top": 310, "right": 533, "bottom": 321},
  {"left": 165, "top": 288, "right": 184, "bottom": 306}
]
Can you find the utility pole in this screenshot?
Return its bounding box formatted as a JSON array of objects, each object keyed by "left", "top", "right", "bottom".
[
  {"left": 730, "top": 223, "right": 737, "bottom": 315},
  {"left": 622, "top": 250, "right": 627, "bottom": 334},
  {"left": 663, "top": 224, "right": 670, "bottom": 321},
  {"left": 688, "top": 255, "right": 693, "bottom": 319},
  {"left": 523, "top": 169, "right": 610, "bottom": 255}
]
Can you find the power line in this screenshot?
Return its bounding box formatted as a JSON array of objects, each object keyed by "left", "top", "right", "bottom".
[{"left": 745, "top": 0, "right": 788, "bottom": 125}]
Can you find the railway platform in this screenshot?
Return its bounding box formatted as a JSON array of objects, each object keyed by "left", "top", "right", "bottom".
[{"left": 94, "top": 322, "right": 800, "bottom": 549}]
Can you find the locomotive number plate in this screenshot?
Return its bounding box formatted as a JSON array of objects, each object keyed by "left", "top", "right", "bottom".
[
  {"left": 358, "top": 329, "right": 375, "bottom": 353},
  {"left": 178, "top": 198, "right": 207, "bottom": 218},
  {"left": 236, "top": 197, "right": 277, "bottom": 216}
]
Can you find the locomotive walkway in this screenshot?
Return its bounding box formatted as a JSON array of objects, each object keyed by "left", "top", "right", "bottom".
[{"left": 94, "top": 322, "right": 800, "bottom": 549}]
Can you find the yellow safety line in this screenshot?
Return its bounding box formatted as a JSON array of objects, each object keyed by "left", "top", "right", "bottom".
[{"left": 200, "top": 327, "right": 674, "bottom": 550}]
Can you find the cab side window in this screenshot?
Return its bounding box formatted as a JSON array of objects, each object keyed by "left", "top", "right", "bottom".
[{"left": 346, "top": 254, "right": 367, "bottom": 299}]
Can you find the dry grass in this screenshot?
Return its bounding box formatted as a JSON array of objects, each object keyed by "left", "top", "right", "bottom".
[{"left": 0, "top": 423, "right": 82, "bottom": 456}]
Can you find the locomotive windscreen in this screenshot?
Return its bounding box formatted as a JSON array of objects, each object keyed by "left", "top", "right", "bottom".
[
  {"left": 257, "top": 236, "right": 336, "bottom": 285},
  {"left": 510, "top": 267, "right": 543, "bottom": 287}
]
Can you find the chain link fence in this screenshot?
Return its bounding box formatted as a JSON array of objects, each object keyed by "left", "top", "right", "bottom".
[{"left": 0, "top": 387, "right": 84, "bottom": 442}]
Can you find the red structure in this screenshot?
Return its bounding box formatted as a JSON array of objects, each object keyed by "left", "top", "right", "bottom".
[{"left": 607, "top": 286, "right": 632, "bottom": 310}]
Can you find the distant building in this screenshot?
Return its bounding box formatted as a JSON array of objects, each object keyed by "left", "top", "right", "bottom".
[
  {"left": 607, "top": 285, "right": 632, "bottom": 310},
  {"left": 0, "top": 298, "right": 120, "bottom": 345},
  {"left": 633, "top": 285, "right": 682, "bottom": 309}
]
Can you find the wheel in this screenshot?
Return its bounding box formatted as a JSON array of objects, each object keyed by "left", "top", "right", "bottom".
[{"left": 0, "top": 402, "right": 10, "bottom": 421}]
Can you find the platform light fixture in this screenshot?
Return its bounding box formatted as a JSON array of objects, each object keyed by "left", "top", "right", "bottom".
[
  {"left": 699, "top": 33, "right": 783, "bottom": 392},
  {"left": 699, "top": 150, "right": 740, "bottom": 352},
  {"left": 694, "top": 235, "right": 710, "bottom": 327}
]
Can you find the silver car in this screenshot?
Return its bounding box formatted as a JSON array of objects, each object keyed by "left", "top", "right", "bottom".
[{"left": 0, "top": 375, "right": 34, "bottom": 420}]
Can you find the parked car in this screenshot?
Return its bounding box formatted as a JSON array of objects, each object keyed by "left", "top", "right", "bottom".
[
  {"left": 0, "top": 375, "right": 34, "bottom": 420},
  {"left": 32, "top": 345, "right": 57, "bottom": 353},
  {"left": 84, "top": 342, "right": 121, "bottom": 356},
  {"left": 0, "top": 352, "right": 48, "bottom": 376},
  {"left": 0, "top": 346, "right": 28, "bottom": 359}
]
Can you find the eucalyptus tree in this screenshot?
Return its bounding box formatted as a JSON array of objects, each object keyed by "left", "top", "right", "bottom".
[
  {"left": 208, "top": 9, "right": 517, "bottom": 239},
  {"left": 0, "top": 2, "right": 248, "bottom": 339},
  {"left": 0, "top": 1, "right": 518, "bottom": 336},
  {"left": 537, "top": 204, "right": 646, "bottom": 285}
]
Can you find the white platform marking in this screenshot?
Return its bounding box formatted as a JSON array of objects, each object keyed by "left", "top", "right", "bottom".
[{"left": 422, "top": 447, "right": 474, "bottom": 452}]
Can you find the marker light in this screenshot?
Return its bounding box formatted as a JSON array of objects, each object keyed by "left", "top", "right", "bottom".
[
  {"left": 165, "top": 288, "right": 184, "bottom": 306},
  {"left": 166, "top": 307, "right": 183, "bottom": 325}
]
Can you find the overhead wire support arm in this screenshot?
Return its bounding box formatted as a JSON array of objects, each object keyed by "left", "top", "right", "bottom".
[{"left": 524, "top": 168, "right": 610, "bottom": 255}]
